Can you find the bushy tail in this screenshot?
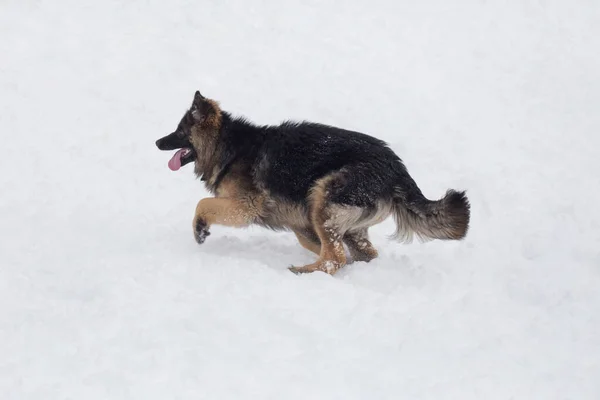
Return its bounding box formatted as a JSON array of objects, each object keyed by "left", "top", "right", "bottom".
[{"left": 391, "top": 188, "right": 470, "bottom": 243}]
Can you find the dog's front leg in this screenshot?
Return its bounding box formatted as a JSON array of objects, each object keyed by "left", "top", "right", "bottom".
[{"left": 192, "top": 197, "right": 259, "bottom": 244}]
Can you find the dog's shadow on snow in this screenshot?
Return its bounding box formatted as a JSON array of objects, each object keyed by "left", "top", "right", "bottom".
[
  {"left": 194, "top": 232, "right": 315, "bottom": 270},
  {"left": 192, "top": 230, "right": 442, "bottom": 293}
]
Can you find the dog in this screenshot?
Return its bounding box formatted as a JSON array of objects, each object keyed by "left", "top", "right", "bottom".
[{"left": 156, "top": 90, "right": 470, "bottom": 274}]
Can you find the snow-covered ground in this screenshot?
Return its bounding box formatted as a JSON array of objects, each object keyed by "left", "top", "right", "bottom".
[{"left": 1, "top": 1, "right": 599, "bottom": 398}]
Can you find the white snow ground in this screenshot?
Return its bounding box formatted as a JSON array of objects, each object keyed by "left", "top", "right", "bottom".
[{"left": 1, "top": 0, "right": 599, "bottom": 398}]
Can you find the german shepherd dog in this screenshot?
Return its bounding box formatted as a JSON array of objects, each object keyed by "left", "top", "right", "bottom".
[{"left": 156, "top": 91, "right": 470, "bottom": 274}]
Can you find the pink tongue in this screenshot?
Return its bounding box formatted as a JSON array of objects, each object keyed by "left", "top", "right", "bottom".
[{"left": 168, "top": 149, "right": 186, "bottom": 171}]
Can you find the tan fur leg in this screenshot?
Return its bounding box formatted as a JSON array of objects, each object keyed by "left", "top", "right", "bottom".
[
  {"left": 193, "top": 197, "right": 259, "bottom": 244},
  {"left": 344, "top": 229, "right": 378, "bottom": 263},
  {"left": 293, "top": 230, "right": 321, "bottom": 255},
  {"left": 289, "top": 176, "right": 348, "bottom": 275},
  {"left": 193, "top": 197, "right": 258, "bottom": 227},
  {"left": 289, "top": 225, "right": 346, "bottom": 274}
]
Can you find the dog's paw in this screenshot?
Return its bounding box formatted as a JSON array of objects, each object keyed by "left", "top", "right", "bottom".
[
  {"left": 288, "top": 261, "right": 338, "bottom": 275},
  {"left": 194, "top": 218, "right": 211, "bottom": 245}
]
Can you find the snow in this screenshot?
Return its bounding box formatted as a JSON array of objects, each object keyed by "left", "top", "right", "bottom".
[{"left": 1, "top": 0, "right": 600, "bottom": 398}]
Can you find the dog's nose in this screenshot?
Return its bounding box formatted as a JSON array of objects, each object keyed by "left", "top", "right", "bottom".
[{"left": 155, "top": 139, "right": 163, "bottom": 149}]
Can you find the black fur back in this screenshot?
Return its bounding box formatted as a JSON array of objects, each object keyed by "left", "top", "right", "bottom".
[{"left": 215, "top": 116, "right": 418, "bottom": 208}]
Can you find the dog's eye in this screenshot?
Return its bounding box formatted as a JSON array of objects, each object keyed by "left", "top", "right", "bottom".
[{"left": 187, "top": 112, "right": 194, "bottom": 123}]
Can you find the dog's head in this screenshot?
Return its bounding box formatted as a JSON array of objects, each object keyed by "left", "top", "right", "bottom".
[{"left": 156, "top": 90, "right": 222, "bottom": 172}]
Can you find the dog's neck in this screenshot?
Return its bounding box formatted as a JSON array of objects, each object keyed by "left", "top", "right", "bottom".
[
  {"left": 196, "top": 113, "right": 237, "bottom": 192},
  {"left": 197, "top": 113, "right": 266, "bottom": 194}
]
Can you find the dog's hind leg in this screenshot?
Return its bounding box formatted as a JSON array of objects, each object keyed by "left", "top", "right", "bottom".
[
  {"left": 288, "top": 212, "right": 347, "bottom": 275},
  {"left": 344, "top": 228, "right": 378, "bottom": 263},
  {"left": 289, "top": 174, "right": 357, "bottom": 275},
  {"left": 193, "top": 196, "right": 260, "bottom": 244},
  {"left": 293, "top": 228, "right": 321, "bottom": 255}
]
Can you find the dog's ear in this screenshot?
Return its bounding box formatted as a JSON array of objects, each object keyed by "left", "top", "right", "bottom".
[
  {"left": 193, "top": 90, "right": 205, "bottom": 103},
  {"left": 191, "top": 90, "right": 207, "bottom": 122}
]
